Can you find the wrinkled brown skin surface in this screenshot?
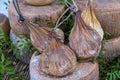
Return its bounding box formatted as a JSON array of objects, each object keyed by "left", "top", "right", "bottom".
[
  {"left": 39, "top": 38, "right": 76, "bottom": 77},
  {"left": 69, "top": 11, "right": 101, "bottom": 61},
  {"left": 27, "top": 22, "right": 52, "bottom": 53},
  {"left": 81, "top": 2, "right": 104, "bottom": 40},
  {"left": 24, "top": 21, "right": 64, "bottom": 53}
]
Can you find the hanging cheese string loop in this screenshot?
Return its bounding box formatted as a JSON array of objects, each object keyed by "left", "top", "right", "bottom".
[
  {"left": 71, "top": 0, "right": 78, "bottom": 12},
  {"left": 65, "top": 0, "right": 79, "bottom": 12},
  {"left": 54, "top": 0, "right": 79, "bottom": 29},
  {"left": 64, "top": 0, "right": 72, "bottom": 7},
  {"left": 54, "top": 7, "right": 72, "bottom": 29},
  {"left": 13, "top": 0, "right": 25, "bottom": 22},
  {"left": 12, "top": 0, "right": 78, "bottom": 30}
]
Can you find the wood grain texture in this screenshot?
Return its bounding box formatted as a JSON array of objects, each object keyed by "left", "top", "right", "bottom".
[
  {"left": 103, "top": 37, "right": 120, "bottom": 58},
  {"left": 0, "top": 13, "right": 10, "bottom": 35},
  {"left": 76, "top": 0, "right": 120, "bottom": 58},
  {"left": 8, "top": 0, "right": 65, "bottom": 36},
  {"left": 30, "top": 53, "right": 99, "bottom": 80}
]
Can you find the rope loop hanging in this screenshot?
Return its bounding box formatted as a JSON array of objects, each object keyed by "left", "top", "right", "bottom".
[
  {"left": 12, "top": 0, "right": 78, "bottom": 29},
  {"left": 13, "top": 0, "right": 25, "bottom": 22},
  {"left": 54, "top": 0, "right": 77, "bottom": 29}
]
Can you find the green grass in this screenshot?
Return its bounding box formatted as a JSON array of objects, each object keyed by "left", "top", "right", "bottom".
[
  {"left": 97, "top": 53, "right": 120, "bottom": 80},
  {"left": 12, "top": 35, "right": 36, "bottom": 56}
]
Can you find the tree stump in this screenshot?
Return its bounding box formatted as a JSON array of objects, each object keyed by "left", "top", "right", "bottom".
[
  {"left": 103, "top": 37, "right": 120, "bottom": 58},
  {"left": 76, "top": 0, "right": 120, "bottom": 58},
  {"left": 8, "top": 0, "right": 65, "bottom": 36},
  {"left": 0, "top": 13, "right": 10, "bottom": 35},
  {"left": 30, "top": 53, "right": 99, "bottom": 80}
]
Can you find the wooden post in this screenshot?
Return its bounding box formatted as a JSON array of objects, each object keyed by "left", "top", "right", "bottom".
[
  {"left": 0, "top": 13, "right": 10, "bottom": 35},
  {"left": 30, "top": 53, "right": 99, "bottom": 80},
  {"left": 8, "top": 0, "right": 65, "bottom": 36}
]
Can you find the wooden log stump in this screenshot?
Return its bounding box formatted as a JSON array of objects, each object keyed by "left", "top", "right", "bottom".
[
  {"left": 30, "top": 53, "right": 99, "bottom": 80},
  {"left": 0, "top": 13, "right": 10, "bottom": 35},
  {"left": 76, "top": 0, "right": 120, "bottom": 58},
  {"left": 10, "top": 29, "right": 32, "bottom": 64},
  {"left": 8, "top": 0, "right": 65, "bottom": 36},
  {"left": 103, "top": 37, "right": 120, "bottom": 58}
]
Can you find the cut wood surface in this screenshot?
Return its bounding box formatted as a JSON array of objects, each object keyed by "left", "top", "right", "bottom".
[
  {"left": 30, "top": 53, "right": 99, "bottom": 80},
  {"left": 76, "top": 0, "right": 120, "bottom": 58},
  {"left": 8, "top": 0, "right": 65, "bottom": 36},
  {"left": 0, "top": 13, "right": 10, "bottom": 35}
]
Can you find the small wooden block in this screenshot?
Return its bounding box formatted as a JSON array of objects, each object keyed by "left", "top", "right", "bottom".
[
  {"left": 30, "top": 53, "right": 99, "bottom": 80},
  {"left": 0, "top": 13, "right": 10, "bottom": 35},
  {"left": 8, "top": 0, "right": 65, "bottom": 36}
]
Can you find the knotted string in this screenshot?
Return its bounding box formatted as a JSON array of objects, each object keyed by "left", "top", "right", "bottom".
[
  {"left": 54, "top": 0, "right": 77, "bottom": 29},
  {"left": 12, "top": 0, "right": 78, "bottom": 30}
]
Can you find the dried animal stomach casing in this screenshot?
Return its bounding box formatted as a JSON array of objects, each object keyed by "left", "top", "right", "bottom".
[
  {"left": 39, "top": 38, "right": 76, "bottom": 76},
  {"left": 27, "top": 21, "right": 64, "bottom": 53},
  {"left": 69, "top": 11, "right": 101, "bottom": 61},
  {"left": 81, "top": 1, "right": 104, "bottom": 40}
]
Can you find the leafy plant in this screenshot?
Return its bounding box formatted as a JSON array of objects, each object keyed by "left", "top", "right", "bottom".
[
  {"left": 57, "top": 0, "right": 65, "bottom": 5},
  {"left": 0, "top": 53, "right": 27, "bottom": 80},
  {"left": 46, "top": 17, "right": 56, "bottom": 27},
  {"left": 107, "top": 71, "right": 120, "bottom": 80},
  {"left": 97, "top": 53, "right": 120, "bottom": 80},
  {"left": 57, "top": 0, "right": 72, "bottom": 5},
  {"left": 0, "top": 28, "right": 12, "bottom": 54},
  {"left": 0, "top": 28, "right": 14, "bottom": 79},
  {"left": 0, "top": 54, "right": 14, "bottom": 80},
  {"left": 57, "top": 10, "right": 74, "bottom": 44},
  {"left": 9, "top": 74, "right": 26, "bottom": 80},
  {"left": 12, "top": 35, "right": 36, "bottom": 56},
  {"left": 97, "top": 31, "right": 120, "bottom": 80},
  {"left": 103, "top": 32, "right": 114, "bottom": 41},
  {"left": 4, "top": 0, "right": 11, "bottom": 9}
]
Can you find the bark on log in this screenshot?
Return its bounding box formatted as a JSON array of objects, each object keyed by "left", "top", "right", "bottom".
[
  {"left": 30, "top": 53, "right": 99, "bottom": 80},
  {"left": 76, "top": 0, "right": 120, "bottom": 58},
  {"left": 0, "top": 13, "right": 10, "bottom": 35},
  {"left": 103, "top": 37, "right": 120, "bottom": 58},
  {"left": 8, "top": 0, "right": 65, "bottom": 36}
]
